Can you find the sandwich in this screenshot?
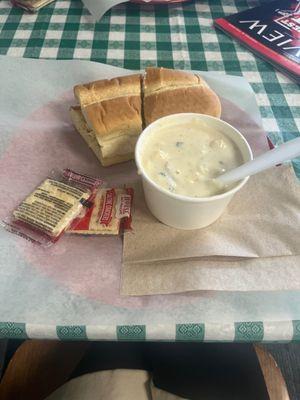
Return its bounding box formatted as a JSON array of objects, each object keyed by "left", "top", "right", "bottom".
[{"left": 70, "top": 68, "right": 221, "bottom": 167}]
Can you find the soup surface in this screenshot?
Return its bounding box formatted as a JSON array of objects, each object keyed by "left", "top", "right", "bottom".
[{"left": 140, "top": 119, "right": 243, "bottom": 197}]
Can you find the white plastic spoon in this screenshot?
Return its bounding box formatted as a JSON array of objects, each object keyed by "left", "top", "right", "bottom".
[{"left": 217, "top": 136, "right": 300, "bottom": 186}]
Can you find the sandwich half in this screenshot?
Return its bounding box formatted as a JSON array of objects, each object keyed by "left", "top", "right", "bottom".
[
  {"left": 143, "top": 67, "right": 221, "bottom": 126},
  {"left": 74, "top": 74, "right": 141, "bottom": 108},
  {"left": 69, "top": 106, "right": 135, "bottom": 167},
  {"left": 72, "top": 74, "right": 142, "bottom": 166}
]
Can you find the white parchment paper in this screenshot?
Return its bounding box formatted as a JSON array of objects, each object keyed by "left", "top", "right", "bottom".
[{"left": 1, "top": 55, "right": 300, "bottom": 331}]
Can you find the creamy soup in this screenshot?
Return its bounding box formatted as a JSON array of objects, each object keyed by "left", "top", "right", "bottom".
[{"left": 140, "top": 119, "right": 243, "bottom": 198}]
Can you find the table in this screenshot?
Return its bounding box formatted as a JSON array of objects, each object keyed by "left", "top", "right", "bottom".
[{"left": 0, "top": 0, "right": 299, "bottom": 342}]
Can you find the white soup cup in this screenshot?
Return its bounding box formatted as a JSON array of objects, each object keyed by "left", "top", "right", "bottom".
[{"left": 135, "top": 113, "right": 253, "bottom": 229}]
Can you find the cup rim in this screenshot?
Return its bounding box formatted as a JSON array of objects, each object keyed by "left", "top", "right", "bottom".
[{"left": 135, "top": 113, "right": 253, "bottom": 203}]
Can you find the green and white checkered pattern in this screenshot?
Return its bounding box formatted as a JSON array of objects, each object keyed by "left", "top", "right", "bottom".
[
  {"left": 0, "top": 0, "right": 299, "bottom": 158},
  {"left": 0, "top": 320, "right": 300, "bottom": 341},
  {"left": 0, "top": 0, "right": 299, "bottom": 341}
]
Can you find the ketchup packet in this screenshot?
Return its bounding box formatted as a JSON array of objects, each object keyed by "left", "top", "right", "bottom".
[
  {"left": 68, "top": 188, "right": 134, "bottom": 235},
  {"left": 2, "top": 169, "right": 105, "bottom": 246}
]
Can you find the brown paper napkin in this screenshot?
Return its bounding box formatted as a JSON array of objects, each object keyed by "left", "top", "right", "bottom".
[
  {"left": 124, "top": 165, "right": 300, "bottom": 263},
  {"left": 121, "top": 255, "right": 300, "bottom": 295},
  {"left": 122, "top": 165, "right": 300, "bottom": 295}
]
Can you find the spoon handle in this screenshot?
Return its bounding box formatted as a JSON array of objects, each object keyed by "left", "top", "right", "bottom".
[{"left": 217, "top": 136, "right": 300, "bottom": 185}]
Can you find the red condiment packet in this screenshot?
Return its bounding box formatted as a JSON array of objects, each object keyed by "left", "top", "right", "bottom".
[{"left": 68, "top": 187, "right": 134, "bottom": 235}]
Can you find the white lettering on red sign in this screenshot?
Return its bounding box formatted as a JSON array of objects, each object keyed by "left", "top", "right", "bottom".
[{"left": 98, "top": 189, "right": 115, "bottom": 226}]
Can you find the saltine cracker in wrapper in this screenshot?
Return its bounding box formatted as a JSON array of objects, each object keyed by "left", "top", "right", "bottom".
[
  {"left": 68, "top": 187, "right": 134, "bottom": 235},
  {"left": 2, "top": 169, "right": 105, "bottom": 246}
]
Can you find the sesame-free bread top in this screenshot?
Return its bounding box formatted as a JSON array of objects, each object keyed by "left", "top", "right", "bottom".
[
  {"left": 74, "top": 74, "right": 142, "bottom": 108},
  {"left": 144, "top": 85, "right": 222, "bottom": 125},
  {"left": 82, "top": 95, "right": 142, "bottom": 144},
  {"left": 143, "top": 67, "right": 209, "bottom": 96},
  {"left": 143, "top": 67, "right": 221, "bottom": 125}
]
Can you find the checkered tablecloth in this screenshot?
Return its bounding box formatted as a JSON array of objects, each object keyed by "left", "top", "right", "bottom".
[
  {"left": 0, "top": 0, "right": 300, "bottom": 342},
  {"left": 0, "top": 0, "right": 299, "bottom": 150}
]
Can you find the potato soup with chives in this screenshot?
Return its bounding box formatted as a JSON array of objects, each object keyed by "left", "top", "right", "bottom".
[{"left": 140, "top": 118, "right": 243, "bottom": 198}]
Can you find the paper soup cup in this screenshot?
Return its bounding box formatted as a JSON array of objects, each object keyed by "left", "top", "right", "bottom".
[{"left": 135, "top": 113, "right": 253, "bottom": 229}]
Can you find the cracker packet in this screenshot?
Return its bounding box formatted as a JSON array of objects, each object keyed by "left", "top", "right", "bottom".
[
  {"left": 2, "top": 169, "right": 105, "bottom": 246},
  {"left": 68, "top": 188, "right": 134, "bottom": 235}
]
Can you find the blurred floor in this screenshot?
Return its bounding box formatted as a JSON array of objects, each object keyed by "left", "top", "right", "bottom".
[{"left": 0, "top": 340, "right": 299, "bottom": 399}]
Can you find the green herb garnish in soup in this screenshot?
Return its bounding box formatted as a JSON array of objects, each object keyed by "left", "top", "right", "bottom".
[{"left": 141, "top": 119, "right": 243, "bottom": 198}]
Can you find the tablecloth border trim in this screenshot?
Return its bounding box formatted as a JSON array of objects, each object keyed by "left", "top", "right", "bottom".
[{"left": 0, "top": 320, "right": 299, "bottom": 342}]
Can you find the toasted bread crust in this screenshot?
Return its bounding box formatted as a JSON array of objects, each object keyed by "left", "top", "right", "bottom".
[
  {"left": 144, "top": 85, "right": 221, "bottom": 125},
  {"left": 82, "top": 95, "right": 142, "bottom": 143},
  {"left": 74, "top": 74, "right": 142, "bottom": 108},
  {"left": 143, "top": 67, "right": 210, "bottom": 96}
]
